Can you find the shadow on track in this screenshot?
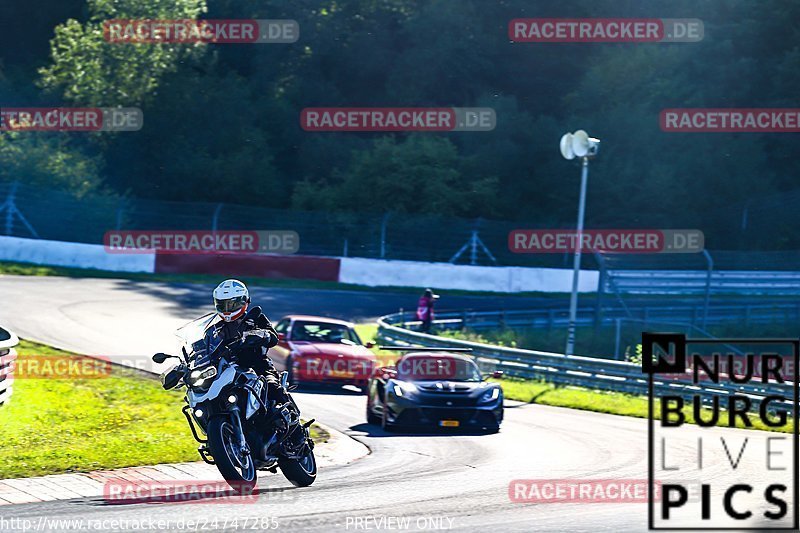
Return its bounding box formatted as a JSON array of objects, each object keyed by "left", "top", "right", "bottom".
[
  {"left": 81, "top": 485, "right": 297, "bottom": 507},
  {"left": 349, "top": 422, "right": 499, "bottom": 438}
]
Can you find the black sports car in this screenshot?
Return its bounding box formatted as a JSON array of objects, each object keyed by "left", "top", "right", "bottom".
[{"left": 366, "top": 351, "right": 504, "bottom": 432}]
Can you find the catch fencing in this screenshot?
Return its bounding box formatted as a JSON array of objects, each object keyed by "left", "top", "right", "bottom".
[
  {"left": 0, "top": 326, "right": 19, "bottom": 407},
  {"left": 6, "top": 181, "right": 800, "bottom": 273},
  {"left": 376, "top": 312, "right": 796, "bottom": 413}
]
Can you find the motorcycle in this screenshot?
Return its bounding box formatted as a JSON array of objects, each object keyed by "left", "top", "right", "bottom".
[{"left": 153, "top": 312, "right": 317, "bottom": 493}]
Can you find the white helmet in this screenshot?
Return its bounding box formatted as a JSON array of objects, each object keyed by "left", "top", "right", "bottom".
[{"left": 213, "top": 279, "right": 250, "bottom": 322}]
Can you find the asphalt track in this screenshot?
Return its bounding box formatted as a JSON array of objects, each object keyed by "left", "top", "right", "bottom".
[{"left": 0, "top": 275, "right": 792, "bottom": 532}]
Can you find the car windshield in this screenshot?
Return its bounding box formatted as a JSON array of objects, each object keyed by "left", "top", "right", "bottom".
[
  {"left": 290, "top": 321, "right": 361, "bottom": 345},
  {"left": 396, "top": 356, "right": 482, "bottom": 382}
]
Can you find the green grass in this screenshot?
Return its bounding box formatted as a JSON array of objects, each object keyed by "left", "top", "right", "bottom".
[
  {"left": 354, "top": 323, "right": 405, "bottom": 367},
  {"left": 492, "top": 377, "right": 793, "bottom": 434},
  {"left": 0, "top": 340, "right": 327, "bottom": 479}
]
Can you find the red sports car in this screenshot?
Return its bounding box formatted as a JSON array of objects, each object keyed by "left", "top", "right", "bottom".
[{"left": 268, "top": 315, "right": 377, "bottom": 390}]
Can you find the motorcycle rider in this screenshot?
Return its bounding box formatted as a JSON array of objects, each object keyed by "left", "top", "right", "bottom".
[{"left": 208, "top": 279, "right": 289, "bottom": 404}]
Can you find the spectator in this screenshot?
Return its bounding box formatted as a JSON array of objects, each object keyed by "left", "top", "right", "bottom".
[{"left": 416, "top": 288, "right": 439, "bottom": 333}]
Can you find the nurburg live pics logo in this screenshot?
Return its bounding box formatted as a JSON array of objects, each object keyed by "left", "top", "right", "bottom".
[{"left": 643, "top": 332, "right": 799, "bottom": 530}]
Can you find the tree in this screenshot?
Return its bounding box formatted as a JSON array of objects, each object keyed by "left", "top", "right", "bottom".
[
  {"left": 38, "top": 0, "right": 208, "bottom": 106},
  {"left": 0, "top": 131, "right": 103, "bottom": 196},
  {"left": 293, "top": 134, "right": 497, "bottom": 217}
]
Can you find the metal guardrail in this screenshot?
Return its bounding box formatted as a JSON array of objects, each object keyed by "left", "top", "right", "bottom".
[
  {"left": 376, "top": 313, "right": 795, "bottom": 412},
  {"left": 0, "top": 326, "right": 19, "bottom": 407},
  {"left": 415, "top": 302, "right": 800, "bottom": 333},
  {"left": 603, "top": 269, "right": 800, "bottom": 296}
]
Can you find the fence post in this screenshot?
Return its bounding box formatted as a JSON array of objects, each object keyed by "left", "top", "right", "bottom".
[
  {"left": 0, "top": 181, "right": 39, "bottom": 238},
  {"left": 212, "top": 203, "right": 223, "bottom": 233},
  {"left": 702, "top": 250, "right": 714, "bottom": 330},
  {"left": 614, "top": 318, "right": 622, "bottom": 360},
  {"left": 380, "top": 212, "right": 390, "bottom": 259},
  {"left": 3, "top": 183, "right": 13, "bottom": 236},
  {"left": 593, "top": 252, "right": 606, "bottom": 334}
]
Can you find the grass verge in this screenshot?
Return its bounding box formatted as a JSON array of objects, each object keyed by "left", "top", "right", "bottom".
[
  {"left": 491, "top": 376, "right": 792, "bottom": 434},
  {"left": 0, "top": 340, "right": 327, "bottom": 479}
]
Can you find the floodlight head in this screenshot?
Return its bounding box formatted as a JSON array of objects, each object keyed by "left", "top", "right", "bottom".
[
  {"left": 567, "top": 130, "right": 600, "bottom": 159},
  {"left": 559, "top": 133, "right": 575, "bottom": 160},
  {"left": 572, "top": 130, "right": 590, "bottom": 157}
]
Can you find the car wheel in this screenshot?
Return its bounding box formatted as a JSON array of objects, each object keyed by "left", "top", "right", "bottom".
[
  {"left": 287, "top": 357, "right": 300, "bottom": 387},
  {"left": 366, "top": 395, "right": 381, "bottom": 425},
  {"left": 381, "top": 399, "right": 394, "bottom": 432}
]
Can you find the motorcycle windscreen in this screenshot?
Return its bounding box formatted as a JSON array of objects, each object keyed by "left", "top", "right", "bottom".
[{"left": 174, "top": 313, "right": 222, "bottom": 364}]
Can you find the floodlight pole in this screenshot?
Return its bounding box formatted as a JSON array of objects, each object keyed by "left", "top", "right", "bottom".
[{"left": 565, "top": 157, "right": 589, "bottom": 356}]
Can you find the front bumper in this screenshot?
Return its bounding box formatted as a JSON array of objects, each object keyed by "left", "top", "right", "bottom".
[{"left": 384, "top": 395, "right": 503, "bottom": 429}]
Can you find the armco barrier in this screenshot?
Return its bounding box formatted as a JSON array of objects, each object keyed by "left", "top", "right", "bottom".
[
  {"left": 376, "top": 313, "right": 795, "bottom": 412},
  {"left": 0, "top": 326, "right": 19, "bottom": 407},
  {"left": 338, "top": 257, "right": 599, "bottom": 293},
  {"left": 604, "top": 269, "right": 800, "bottom": 296},
  {"left": 413, "top": 303, "right": 800, "bottom": 333},
  {"left": 0, "top": 235, "right": 155, "bottom": 273}
]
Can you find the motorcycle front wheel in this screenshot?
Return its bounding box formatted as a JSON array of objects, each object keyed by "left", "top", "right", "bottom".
[
  {"left": 207, "top": 417, "right": 257, "bottom": 493},
  {"left": 278, "top": 447, "right": 317, "bottom": 487}
]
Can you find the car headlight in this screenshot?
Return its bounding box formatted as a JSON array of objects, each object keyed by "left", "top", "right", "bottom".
[
  {"left": 392, "top": 380, "right": 418, "bottom": 397},
  {"left": 188, "top": 366, "right": 217, "bottom": 387},
  {"left": 481, "top": 387, "right": 501, "bottom": 403}
]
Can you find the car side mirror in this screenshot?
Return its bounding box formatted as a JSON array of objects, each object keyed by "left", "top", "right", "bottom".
[
  {"left": 365, "top": 341, "right": 376, "bottom": 349},
  {"left": 152, "top": 352, "right": 173, "bottom": 364},
  {"left": 492, "top": 370, "right": 503, "bottom": 379},
  {"left": 277, "top": 332, "right": 286, "bottom": 341}
]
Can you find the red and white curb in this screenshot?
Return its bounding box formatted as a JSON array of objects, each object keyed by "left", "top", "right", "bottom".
[{"left": 0, "top": 422, "right": 368, "bottom": 506}]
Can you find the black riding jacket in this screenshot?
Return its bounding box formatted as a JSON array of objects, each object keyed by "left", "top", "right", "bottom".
[{"left": 206, "top": 305, "right": 280, "bottom": 376}]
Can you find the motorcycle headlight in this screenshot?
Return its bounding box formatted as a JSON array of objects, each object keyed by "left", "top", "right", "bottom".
[
  {"left": 481, "top": 387, "right": 501, "bottom": 403},
  {"left": 188, "top": 366, "right": 217, "bottom": 387},
  {"left": 392, "top": 380, "right": 418, "bottom": 397}
]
